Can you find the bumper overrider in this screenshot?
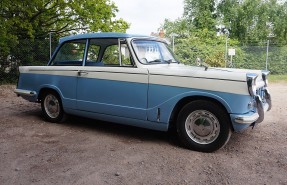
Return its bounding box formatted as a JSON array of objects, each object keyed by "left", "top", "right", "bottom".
[{"left": 234, "top": 71, "right": 272, "bottom": 125}]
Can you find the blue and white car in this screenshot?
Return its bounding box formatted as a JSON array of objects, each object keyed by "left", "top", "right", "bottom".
[{"left": 15, "top": 33, "right": 272, "bottom": 152}]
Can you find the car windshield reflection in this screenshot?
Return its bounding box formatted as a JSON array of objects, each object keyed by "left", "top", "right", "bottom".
[{"left": 132, "top": 40, "right": 178, "bottom": 64}]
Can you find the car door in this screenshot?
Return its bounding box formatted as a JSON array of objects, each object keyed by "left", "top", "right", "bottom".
[
  {"left": 76, "top": 39, "right": 149, "bottom": 120},
  {"left": 48, "top": 39, "right": 87, "bottom": 109}
]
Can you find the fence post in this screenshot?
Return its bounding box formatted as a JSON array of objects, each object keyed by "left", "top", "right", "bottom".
[
  {"left": 266, "top": 39, "right": 269, "bottom": 70},
  {"left": 49, "top": 32, "right": 52, "bottom": 59}
]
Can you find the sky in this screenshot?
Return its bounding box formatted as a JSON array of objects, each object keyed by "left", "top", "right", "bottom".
[{"left": 112, "top": 0, "right": 184, "bottom": 35}]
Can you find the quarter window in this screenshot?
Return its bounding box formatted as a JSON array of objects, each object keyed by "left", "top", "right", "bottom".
[
  {"left": 121, "top": 43, "right": 133, "bottom": 66},
  {"left": 101, "top": 43, "right": 133, "bottom": 66}
]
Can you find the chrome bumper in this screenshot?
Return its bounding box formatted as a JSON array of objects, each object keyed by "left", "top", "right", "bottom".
[
  {"left": 234, "top": 112, "right": 259, "bottom": 124},
  {"left": 234, "top": 90, "right": 271, "bottom": 124},
  {"left": 14, "top": 89, "right": 37, "bottom": 97}
]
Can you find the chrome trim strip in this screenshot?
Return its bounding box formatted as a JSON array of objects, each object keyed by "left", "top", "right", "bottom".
[{"left": 14, "top": 89, "right": 37, "bottom": 97}]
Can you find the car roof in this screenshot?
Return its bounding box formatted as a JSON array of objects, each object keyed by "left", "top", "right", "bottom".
[{"left": 59, "top": 32, "right": 152, "bottom": 43}]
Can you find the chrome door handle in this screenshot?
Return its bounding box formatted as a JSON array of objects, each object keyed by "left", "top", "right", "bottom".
[{"left": 78, "top": 71, "right": 88, "bottom": 76}]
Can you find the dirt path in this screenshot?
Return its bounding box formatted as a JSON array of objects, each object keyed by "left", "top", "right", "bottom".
[{"left": 0, "top": 83, "right": 286, "bottom": 185}]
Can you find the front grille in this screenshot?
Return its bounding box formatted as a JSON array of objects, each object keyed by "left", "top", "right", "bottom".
[{"left": 256, "top": 88, "right": 265, "bottom": 101}]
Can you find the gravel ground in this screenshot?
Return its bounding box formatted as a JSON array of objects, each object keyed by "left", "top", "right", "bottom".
[{"left": 0, "top": 83, "right": 286, "bottom": 185}]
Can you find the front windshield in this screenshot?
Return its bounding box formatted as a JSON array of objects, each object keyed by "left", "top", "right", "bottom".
[{"left": 132, "top": 40, "right": 178, "bottom": 64}]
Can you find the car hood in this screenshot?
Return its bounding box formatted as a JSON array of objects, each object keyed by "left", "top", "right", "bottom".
[{"left": 146, "top": 64, "right": 266, "bottom": 84}]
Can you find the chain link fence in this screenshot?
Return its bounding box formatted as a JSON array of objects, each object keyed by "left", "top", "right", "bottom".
[
  {"left": 231, "top": 44, "right": 287, "bottom": 74},
  {"left": 0, "top": 37, "right": 58, "bottom": 84},
  {"left": 0, "top": 37, "right": 286, "bottom": 84}
]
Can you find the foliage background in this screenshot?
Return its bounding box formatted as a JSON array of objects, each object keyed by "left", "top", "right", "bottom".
[
  {"left": 1, "top": 0, "right": 287, "bottom": 84},
  {"left": 0, "top": 0, "right": 129, "bottom": 83},
  {"left": 163, "top": 0, "right": 287, "bottom": 74}
]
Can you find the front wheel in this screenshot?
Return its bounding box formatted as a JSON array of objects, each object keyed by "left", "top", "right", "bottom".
[
  {"left": 176, "top": 100, "right": 232, "bottom": 152},
  {"left": 41, "top": 91, "right": 65, "bottom": 123}
]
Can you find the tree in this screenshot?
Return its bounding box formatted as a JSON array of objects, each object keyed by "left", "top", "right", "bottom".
[
  {"left": 217, "top": 0, "right": 287, "bottom": 44},
  {"left": 161, "top": 0, "right": 247, "bottom": 68},
  {"left": 0, "top": 0, "right": 129, "bottom": 39},
  {"left": 184, "top": 0, "right": 217, "bottom": 31},
  {"left": 216, "top": 0, "right": 287, "bottom": 74},
  {"left": 0, "top": 0, "right": 129, "bottom": 82},
  {"left": 161, "top": 18, "right": 192, "bottom": 38},
  {"left": 269, "top": 0, "right": 287, "bottom": 44},
  {"left": 163, "top": 0, "right": 224, "bottom": 66}
]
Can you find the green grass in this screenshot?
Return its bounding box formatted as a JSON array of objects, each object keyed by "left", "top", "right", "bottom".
[{"left": 269, "top": 74, "right": 287, "bottom": 83}]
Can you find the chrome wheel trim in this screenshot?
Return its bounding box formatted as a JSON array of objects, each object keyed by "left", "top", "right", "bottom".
[
  {"left": 44, "top": 94, "right": 60, "bottom": 119},
  {"left": 185, "top": 110, "right": 220, "bottom": 144}
]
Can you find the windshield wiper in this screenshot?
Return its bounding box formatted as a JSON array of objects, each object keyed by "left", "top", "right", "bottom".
[
  {"left": 148, "top": 59, "right": 179, "bottom": 64},
  {"left": 165, "top": 59, "right": 180, "bottom": 64},
  {"left": 165, "top": 59, "right": 172, "bottom": 64},
  {"left": 148, "top": 59, "right": 162, "bottom": 63}
]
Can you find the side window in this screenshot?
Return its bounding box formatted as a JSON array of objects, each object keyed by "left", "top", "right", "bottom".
[
  {"left": 51, "top": 40, "right": 86, "bottom": 66},
  {"left": 102, "top": 45, "right": 119, "bottom": 66},
  {"left": 87, "top": 44, "right": 100, "bottom": 62},
  {"left": 86, "top": 40, "right": 101, "bottom": 66}
]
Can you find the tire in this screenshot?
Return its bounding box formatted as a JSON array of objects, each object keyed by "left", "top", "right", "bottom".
[
  {"left": 41, "top": 90, "right": 65, "bottom": 123},
  {"left": 176, "top": 100, "right": 232, "bottom": 152}
]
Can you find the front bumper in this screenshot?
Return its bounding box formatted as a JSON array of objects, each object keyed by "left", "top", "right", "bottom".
[{"left": 234, "top": 89, "right": 271, "bottom": 125}]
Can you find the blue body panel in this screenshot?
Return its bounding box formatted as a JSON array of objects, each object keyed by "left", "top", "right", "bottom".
[
  {"left": 17, "top": 72, "right": 255, "bottom": 132},
  {"left": 146, "top": 84, "right": 254, "bottom": 131},
  {"left": 66, "top": 108, "right": 168, "bottom": 131},
  {"left": 77, "top": 77, "right": 148, "bottom": 120},
  {"left": 18, "top": 73, "right": 78, "bottom": 108}
]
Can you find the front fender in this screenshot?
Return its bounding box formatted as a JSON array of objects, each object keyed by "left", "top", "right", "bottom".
[{"left": 147, "top": 84, "right": 252, "bottom": 125}]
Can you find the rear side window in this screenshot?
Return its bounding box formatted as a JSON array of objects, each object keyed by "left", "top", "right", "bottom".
[{"left": 50, "top": 40, "right": 86, "bottom": 66}]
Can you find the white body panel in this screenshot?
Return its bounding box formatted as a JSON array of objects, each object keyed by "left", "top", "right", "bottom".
[{"left": 19, "top": 64, "right": 263, "bottom": 96}]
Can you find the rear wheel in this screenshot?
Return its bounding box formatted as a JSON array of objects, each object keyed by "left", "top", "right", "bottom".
[
  {"left": 176, "top": 100, "right": 231, "bottom": 152},
  {"left": 41, "top": 91, "right": 65, "bottom": 123}
]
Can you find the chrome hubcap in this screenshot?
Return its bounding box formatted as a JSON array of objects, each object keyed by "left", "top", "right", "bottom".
[
  {"left": 44, "top": 94, "right": 60, "bottom": 119},
  {"left": 185, "top": 110, "right": 220, "bottom": 144}
]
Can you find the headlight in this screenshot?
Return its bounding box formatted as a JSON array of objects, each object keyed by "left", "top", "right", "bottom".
[{"left": 247, "top": 73, "right": 258, "bottom": 96}]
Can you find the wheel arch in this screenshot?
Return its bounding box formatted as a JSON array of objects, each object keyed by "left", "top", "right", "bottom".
[
  {"left": 39, "top": 86, "right": 66, "bottom": 123},
  {"left": 168, "top": 95, "right": 233, "bottom": 131},
  {"left": 38, "top": 86, "right": 63, "bottom": 103}
]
